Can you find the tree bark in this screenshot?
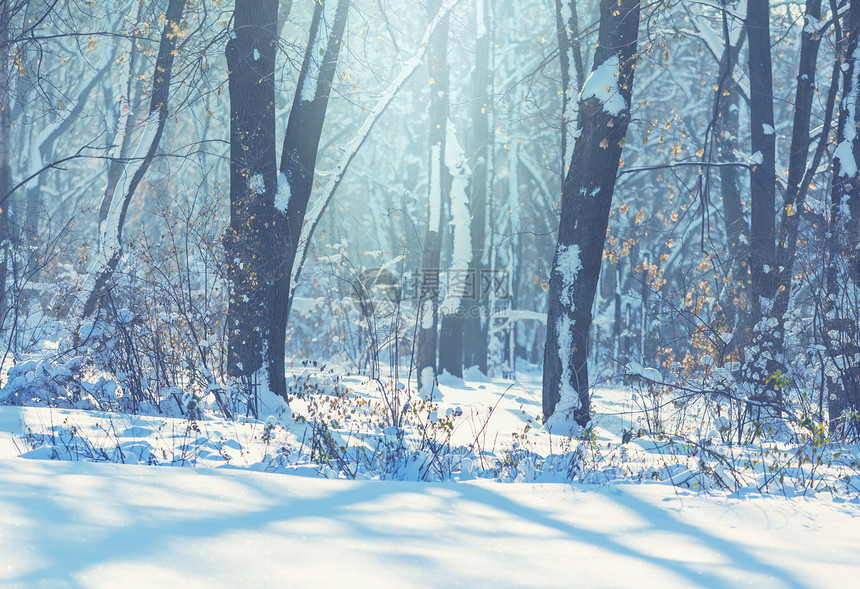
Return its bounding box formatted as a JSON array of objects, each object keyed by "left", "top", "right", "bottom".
[
  {"left": 224, "top": 0, "right": 280, "bottom": 382},
  {"left": 767, "top": 0, "right": 824, "bottom": 345},
  {"left": 542, "top": 0, "right": 641, "bottom": 429},
  {"left": 746, "top": 0, "right": 777, "bottom": 312}
]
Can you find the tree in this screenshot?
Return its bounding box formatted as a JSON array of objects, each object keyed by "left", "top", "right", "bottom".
[
  {"left": 224, "top": 0, "right": 349, "bottom": 403},
  {"left": 415, "top": 0, "right": 450, "bottom": 396},
  {"left": 827, "top": 0, "right": 860, "bottom": 432},
  {"left": 741, "top": 0, "right": 779, "bottom": 388},
  {"left": 0, "top": 0, "right": 13, "bottom": 322},
  {"left": 741, "top": 0, "right": 835, "bottom": 407},
  {"left": 542, "top": 0, "right": 641, "bottom": 430},
  {"left": 438, "top": 123, "right": 471, "bottom": 379},
  {"left": 554, "top": 0, "right": 585, "bottom": 174},
  {"left": 76, "top": 0, "right": 188, "bottom": 318},
  {"left": 462, "top": 0, "right": 492, "bottom": 374}
]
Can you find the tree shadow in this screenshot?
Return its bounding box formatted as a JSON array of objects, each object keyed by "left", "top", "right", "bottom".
[{"left": 0, "top": 460, "right": 814, "bottom": 588}]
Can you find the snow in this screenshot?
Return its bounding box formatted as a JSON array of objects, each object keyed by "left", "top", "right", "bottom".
[
  {"left": 625, "top": 361, "right": 662, "bottom": 383},
  {"left": 579, "top": 55, "right": 627, "bottom": 116},
  {"left": 248, "top": 173, "right": 265, "bottom": 195},
  {"left": 441, "top": 123, "right": 472, "bottom": 311},
  {"left": 419, "top": 365, "right": 435, "bottom": 398},
  {"left": 835, "top": 42, "right": 860, "bottom": 178},
  {"left": 804, "top": 13, "right": 828, "bottom": 35},
  {"left": 0, "top": 456, "right": 857, "bottom": 588},
  {"left": 2, "top": 369, "right": 860, "bottom": 587},
  {"left": 547, "top": 243, "right": 584, "bottom": 432},
  {"left": 547, "top": 314, "right": 580, "bottom": 433},
  {"left": 275, "top": 172, "right": 291, "bottom": 212},
  {"left": 559, "top": 0, "right": 577, "bottom": 90},
  {"left": 555, "top": 243, "right": 582, "bottom": 308},
  {"left": 428, "top": 143, "right": 442, "bottom": 231},
  {"left": 420, "top": 300, "right": 435, "bottom": 329},
  {"left": 300, "top": 0, "right": 339, "bottom": 103}
]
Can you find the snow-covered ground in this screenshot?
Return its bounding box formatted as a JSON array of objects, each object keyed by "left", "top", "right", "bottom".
[
  {"left": 2, "top": 365, "right": 860, "bottom": 587},
  {"left": 2, "top": 457, "right": 860, "bottom": 588}
]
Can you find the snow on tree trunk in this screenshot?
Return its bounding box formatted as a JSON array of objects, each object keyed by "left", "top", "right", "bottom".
[
  {"left": 542, "top": 0, "right": 641, "bottom": 432},
  {"left": 554, "top": 0, "right": 585, "bottom": 176},
  {"left": 438, "top": 123, "right": 472, "bottom": 379}
]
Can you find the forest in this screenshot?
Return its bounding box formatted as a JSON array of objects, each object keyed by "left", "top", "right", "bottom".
[
  {"left": 1, "top": 0, "right": 860, "bottom": 525},
  {"left": 4, "top": 0, "right": 860, "bottom": 584}
]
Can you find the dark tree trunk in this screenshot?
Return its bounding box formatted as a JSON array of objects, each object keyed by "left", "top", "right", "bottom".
[
  {"left": 542, "top": 0, "right": 641, "bottom": 429},
  {"left": 746, "top": 0, "right": 777, "bottom": 311},
  {"left": 225, "top": 0, "right": 348, "bottom": 403},
  {"left": 463, "top": 0, "right": 491, "bottom": 374},
  {"left": 415, "top": 1, "right": 450, "bottom": 396},
  {"left": 768, "top": 0, "right": 824, "bottom": 337},
  {"left": 224, "top": 0, "right": 280, "bottom": 382},
  {"left": 269, "top": 0, "right": 349, "bottom": 400},
  {"left": 739, "top": 0, "right": 786, "bottom": 403}
]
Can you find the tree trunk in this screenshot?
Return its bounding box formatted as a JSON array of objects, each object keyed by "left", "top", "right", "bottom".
[
  {"left": 77, "top": 0, "right": 187, "bottom": 318},
  {"left": 415, "top": 1, "right": 450, "bottom": 396},
  {"left": 267, "top": 0, "right": 349, "bottom": 401},
  {"left": 766, "top": 0, "right": 825, "bottom": 349},
  {"left": 554, "top": 0, "right": 585, "bottom": 176},
  {"left": 0, "top": 0, "right": 11, "bottom": 324},
  {"left": 827, "top": 0, "right": 860, "bottom": 433},
  {"left": 438, "top": 125, "right": 471, "bottom": 379},
  {"left": 542, "top": 0, "right": 641, "bottom": 430},
  {"left": 746, "top": 0, "right": 777, "bottom": 319},
  {"left": 225, "top": 0, "right": 348, "bottom": 405},
  {"left": 714, "top": 36, "right": 750, "bottom": 339},
  {"left": 224, "top": 0, "right": 280, "bottom": 385},
  {"left": 463, "top": 0, "right": 491, "bottom": 374}
]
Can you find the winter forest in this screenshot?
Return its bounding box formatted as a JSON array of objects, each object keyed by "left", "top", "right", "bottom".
[{"left": 2, "top": 0, "right": 860, "bottom": 585}]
